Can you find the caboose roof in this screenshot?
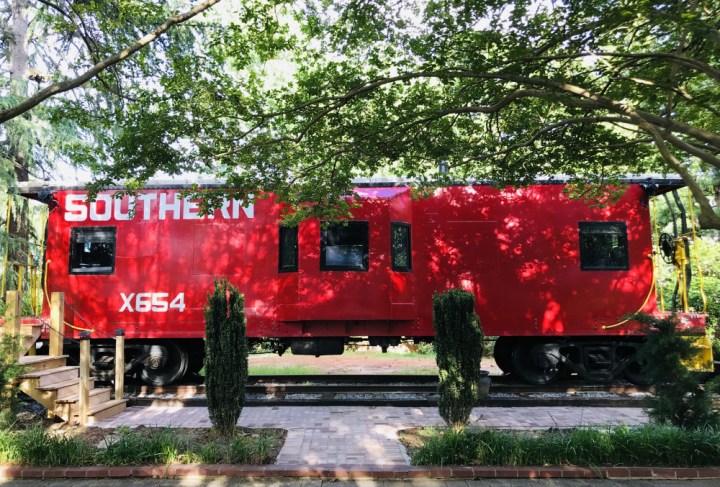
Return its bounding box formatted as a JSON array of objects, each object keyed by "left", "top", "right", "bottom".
[{"left": 16, "top": 174, "right": 685, "bottom": 200}]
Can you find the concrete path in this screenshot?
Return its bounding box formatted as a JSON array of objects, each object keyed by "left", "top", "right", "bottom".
[{"left": 93, "top": 406, "right": 649, "bottom": 467}]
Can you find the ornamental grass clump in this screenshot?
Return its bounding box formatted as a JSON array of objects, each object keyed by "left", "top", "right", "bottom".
[
  {"left": 432, "top": 289, "right": 484, "bottom": 429},
  {"left": 408, "top": 425, "right": 720, "bottom": 466},
  {"left": 204, "top": 279, "right": 249, "bottom": 436},
  {"left": 0, "top": 427, "right": 94, "bottom": 466}
]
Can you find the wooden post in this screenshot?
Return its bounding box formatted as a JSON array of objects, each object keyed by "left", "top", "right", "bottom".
[
  {"left": 5, "top": 290, "right": 22, "bottom": 361},
  {"left": 49, "top": 292, "right": 64, "bottom": 356},
  {"left": 114, "top": 329, "right": 125, "bottom": 401},
  {"left": 16, "top": 265, "right": 24, "bottom": 297},
  {"left": 78, "top": 331, "right": 90, "bottom": 426}
]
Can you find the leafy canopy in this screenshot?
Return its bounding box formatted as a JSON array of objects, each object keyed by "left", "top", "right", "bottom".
[{"left": 3, "top": 0, "right": 719, "bottom": 227}]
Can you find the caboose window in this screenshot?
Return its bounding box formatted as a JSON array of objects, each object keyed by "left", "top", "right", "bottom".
[
  {"left": 320, "top": 221, "right": 369, "bottom": 271},
  {"left": 69, "top": 227, "right": 116, "bottom": 275},
  {"left": 278, "top": 225, "right": 298, "bottom": 273},
  {"left": 579, "top": 222, "right": 629, "bottom": 271},
  {"left": 391, "top": 222, "right": 411, "bottom": 271}
]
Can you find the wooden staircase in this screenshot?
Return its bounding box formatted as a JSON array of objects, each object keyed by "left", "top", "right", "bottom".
[
  {"left": 17, "top": 355, "right": 127, "bottom": 424},
  {"left": 4, "top": 290, "right": 127, "bottom": 425}
]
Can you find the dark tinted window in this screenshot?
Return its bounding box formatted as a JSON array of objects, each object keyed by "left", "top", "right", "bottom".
[
  {"left": 391, "top": 222, "right": 411, "bottom": 271},
  {"left": 69, "top": 227, "right": 116, "bottom": 275},
  {"left": 579, "top": 222, "right": 629, "bottom": 270},
  {"left": 279, "top": 225, "right": 298, "bottom": 273},
  {"left": 320, "top": 221, "right": 369, "bottom": 271}
]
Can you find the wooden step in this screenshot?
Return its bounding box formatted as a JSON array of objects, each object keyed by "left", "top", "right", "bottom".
[
  {"left": 37, "top": 378, "right": 96, "bottom": 400},
  {"left": 74, "top": 399, "right": 128, "bottom": 425},
  {"left": 19, "top": 355, "right": 69, "bottom": 372},
  {"left": 55, "top": 388, "right": 113, "bottom": 422},
  {"left": 19, "top": 366, "right": 78, "bottom": 387},
  {"left": 0, "top": 318, "right": 43, "bottom": 355}
]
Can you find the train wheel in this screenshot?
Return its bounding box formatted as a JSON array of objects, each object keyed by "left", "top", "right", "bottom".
[
  {"left": 140, "top": 342, "right": 189, "bottom": 386},
  {"left": 512, "top": 339, "right": 561, "bottom": 385},
  {"left": 623, "top": 358, "right": 652, "bottom": 385},
  {"left": 493, "top": 337, "right": 514, "bottom": 374},
  {"left": 90, "top": 345, "right": 135, "bottom": 381}
]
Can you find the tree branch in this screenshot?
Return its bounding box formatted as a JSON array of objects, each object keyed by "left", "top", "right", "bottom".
[
  {"left": 0, "top": 0, "right": 222, "bottom": 124},
  {"left": 641, "top": 123, "right": 720, "bottom": 230}
]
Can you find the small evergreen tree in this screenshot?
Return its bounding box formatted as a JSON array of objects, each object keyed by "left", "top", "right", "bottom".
[
  {"left": 635, "top": 314, "right": 720, "bottom": 429},
  {"left": 0, "top": 334, "right": 26, "bottom": 428},
  {"left": 204, "top": 279, "right": 248, "bottom": 436},
  {"left": 433, "top": 289, "right": 484, "bottom": 429}
]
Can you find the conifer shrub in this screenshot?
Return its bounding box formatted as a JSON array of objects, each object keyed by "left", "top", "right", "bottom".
[
  {"left": 635, "top": 313, "right": 720, "bottom": 429},
  {"left": 204, "top": 279, "right": 248, "bottom": 436},
  {"left": 432, "top": 289, "right": 484, "bottom": 429},
  {"left": 0, "top": 335, "right": 26, "bottom": 428}
]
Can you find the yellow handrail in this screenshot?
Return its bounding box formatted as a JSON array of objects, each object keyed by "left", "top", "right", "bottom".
[
  {"left": 43, "top": 259, "right": 95, "bottom": 333},
  {"left": 602, "top": 255, "right": 656, "bottom": 330}
]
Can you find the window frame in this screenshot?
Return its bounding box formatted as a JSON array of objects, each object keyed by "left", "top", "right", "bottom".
[
  {"left": 68, "top": 226, "right": 117, "bottom": 275},
  {"left": 390, "top": 222, "right": 412, "bottom": 272},
  {"left": 278, "top": 225, "right": 299, "bottom": 273},
  {"left": 320, "top": 221, "right": 369, "bottom": 272},
  {"left": 578, "top": 221, "right": 630, "bottom": 271}
]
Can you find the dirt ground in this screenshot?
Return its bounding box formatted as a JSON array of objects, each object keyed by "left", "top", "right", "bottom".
[{"left": 248, "top": 350, "right": 502, "bottom": 375}]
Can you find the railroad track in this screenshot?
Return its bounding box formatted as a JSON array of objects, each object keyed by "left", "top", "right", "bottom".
[{"left": 122, "top": 374, "right": 653, "bottom": 408}]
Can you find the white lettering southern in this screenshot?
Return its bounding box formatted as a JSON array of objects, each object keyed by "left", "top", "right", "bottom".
[{"left": 63, "top": 192, "right": 254, "bottom": 222}]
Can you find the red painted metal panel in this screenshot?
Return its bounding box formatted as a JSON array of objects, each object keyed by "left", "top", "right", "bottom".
[{"left": 41, "top": 182, "right": 689, "bottom": 343}]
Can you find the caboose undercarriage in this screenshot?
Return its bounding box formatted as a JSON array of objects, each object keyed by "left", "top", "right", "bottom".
[
  {"left": 73, "top": 335, "right": 650, "bottom": 386},
  {"left": 494, "top": 336, "right": 647, "bottom": 385}
]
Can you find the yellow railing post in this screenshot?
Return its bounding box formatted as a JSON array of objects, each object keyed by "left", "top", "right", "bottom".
[
  {"left": 114, "top": 329, "right": 125, "bottom": 401},
  {"left": 49, "top": 292, "right": 64, "bottom": 356},
  {"left": 78, "top": 331, "right": 90, "bottom": 426},
  {"left": 5, "top": 290, "right": 22, "bottom": 361}
]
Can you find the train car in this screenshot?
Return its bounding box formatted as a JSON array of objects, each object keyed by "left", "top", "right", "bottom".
[{"left": 20, "top": 177, "right": 708, "bottom": 385}]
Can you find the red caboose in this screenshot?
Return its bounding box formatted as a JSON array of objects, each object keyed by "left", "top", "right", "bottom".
[{"left": 21, "top": 177, "right": 707, "bottom": 385}]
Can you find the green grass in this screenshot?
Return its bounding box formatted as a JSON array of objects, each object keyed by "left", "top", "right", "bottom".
[
  {"left": 344, "top": 350, "right": 435, "bottom": 359},
  {"left": 248, "top": 364, "right": 324, "bottom": 375},
  {"left": 401, "top": 425, "right": 720, "bottom": 467},
  {"left": 199, "top": 363, "right": 323, "bottom": 376},
  {"left": 384, "top": 366, "right": 438, "bottom": 375},
  {"left": 0, "top": 426, "right": 285, "bottom": 467}
]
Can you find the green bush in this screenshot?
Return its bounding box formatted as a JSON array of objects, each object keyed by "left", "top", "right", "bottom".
[
  {"left": 635, "top": 314, "right": 720, "bottom": 429},
  {"left": 204, "top": 278, "right": 248, "bottom": 436},
  {"left": 0, "top": 335, "right": 26, "bottom": 428},
  {"left": 409, "top": 425, "right": 720, "bottom": 466},
  {"left": 415, "top": 341, "right": 435, "bottom": 355},
  {"left": 432, "top": 289, "right": 484, "bottom": 429},
  {"left": 689, "top": 275, "right": 720, "bottom": 333}
]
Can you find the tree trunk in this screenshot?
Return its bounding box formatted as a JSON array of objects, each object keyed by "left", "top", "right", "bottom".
[
  {"left": 9, "top": 0, "right": 30, "bottom": 182},
  {"left": 6, "top": 0, "right": 31, "bottom": 293}
]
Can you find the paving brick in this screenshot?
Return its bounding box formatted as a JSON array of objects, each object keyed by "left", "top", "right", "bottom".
[
  {"left": 108, "top": 466, "right": 133, "bottom": 477},
  {"left": 41, "top": 468, "right": 67, "bottom": 478},
  {"left": 20, "top": 468, "right": 44, "bottom": 478},
  {"left": 697, "top": 468, "right": 720, "bottom": 478},
  {"left": 651, "top": 467, "right": 679, "bottom": 479},
  {"left": 0, "top": 466, "right": 22, "bottom": 479}
]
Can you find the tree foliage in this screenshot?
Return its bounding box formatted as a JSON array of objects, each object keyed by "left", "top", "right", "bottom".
[
  {"left": 2, "top": 1, "right": 719, "bottom": 228},
  {"left": 0, "top": 334, "right": 26, "bottom": 428},
  {"left": 433, "top": 288, "right": 484, "bottom": 429},
  {"left": 635, "top": 313, "right": 720, "bottom": 429},
  {"left": 204, "top": 278, "right": 248, "bottom": 436}
]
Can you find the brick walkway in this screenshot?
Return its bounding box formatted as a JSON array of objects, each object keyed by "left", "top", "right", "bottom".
[
  {"left": 93, "top": 406, "right": 649, "bottom": 467},
  {"left": 5, "top": 406, "right": 720, "bottom": 480}
]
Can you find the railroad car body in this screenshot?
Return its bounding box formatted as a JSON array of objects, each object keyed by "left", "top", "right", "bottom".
[{"left": 23, "top": 178, "right": 707, "bottom": 385}]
